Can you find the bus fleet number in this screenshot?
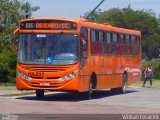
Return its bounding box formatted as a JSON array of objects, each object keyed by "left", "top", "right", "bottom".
[{"left": 28, "top": 71, "right": 44, "bottom": 78}]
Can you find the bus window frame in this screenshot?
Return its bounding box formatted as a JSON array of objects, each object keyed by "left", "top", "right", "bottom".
[
  {"left": 105, "top": 31, "right": 112, "bottom": 55},
  {"left": 98, "top": 30, "right": 105, "bottom": 55},
  {"left": 125, "top": 34, "right": 130, "bottom": 55},
  {"left": 118, "top": 33, "right": 125, "bottom": 55},
  {"left": 90, "top": 28, "right": 99, "bottom": 55},
  {"left": 136, "top": 35, "right": 141, "bottom": 56},
  {"left": 131, "top": 35, "right": 136, "bottom": 55},
  {"left": 11, "top": 29, "right": 20, "bottom": 51},
  {"left": 111, "top": 32, "right": 118, "bottom": 55}
]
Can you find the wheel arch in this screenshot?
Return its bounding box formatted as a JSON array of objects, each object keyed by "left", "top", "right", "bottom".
[
  {"left": 90, "top": 72, "right": 97, "bottom": 89},
  {"left": 123, "top": 71, "right": 128, "bottom": 82}
]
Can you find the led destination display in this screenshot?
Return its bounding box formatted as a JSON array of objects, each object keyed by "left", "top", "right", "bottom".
[{"left": 20, "top": 20, "right": 77, "bottom": 30}]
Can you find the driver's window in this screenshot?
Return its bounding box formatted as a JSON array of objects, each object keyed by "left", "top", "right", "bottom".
[
  {"left": 80, "top": 27, "right": 88, "bottom": 67},
  {"left": 11, "top": 31, "right": 20, "bottom": 51}
]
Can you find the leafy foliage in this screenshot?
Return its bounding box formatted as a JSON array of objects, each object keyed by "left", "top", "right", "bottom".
[
  {"left": 0, "top": 0, "right": 40, "bottom": 51},
  {"left": 0, "top": 0, "right": 39, "bottom": 83},
  {"left": 21, "top": 2, "right": 40, "bottom": 19},
  {"left": 0, "top": 49, "right": 17, "bottom": 83}
]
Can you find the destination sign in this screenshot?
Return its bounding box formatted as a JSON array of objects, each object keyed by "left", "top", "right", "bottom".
[{"left": 20, "top": 20, "right": 77, "bottom": 30}]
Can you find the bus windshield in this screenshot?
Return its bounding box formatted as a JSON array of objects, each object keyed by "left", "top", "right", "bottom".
[{"left": 18, "top": 33, "right": 79, "bottom": 65}]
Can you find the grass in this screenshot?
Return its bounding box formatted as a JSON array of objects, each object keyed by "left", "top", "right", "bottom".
[
  {"left": 132, "top": 79, "right": 160, "bottom": 87},
  {"left": 0, "top": 83, "right": 16, "bottom": 90},
  {"left": 0, "top": 82, "right": 15, "bottom": 87}
]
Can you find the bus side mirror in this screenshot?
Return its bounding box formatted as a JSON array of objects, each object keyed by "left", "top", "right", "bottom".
[
  {"left": 11, "top": 29, "right": 19, "bottom": 51},
  {"left": 80, "top": 38, "right": 88, "bottom": 68}
]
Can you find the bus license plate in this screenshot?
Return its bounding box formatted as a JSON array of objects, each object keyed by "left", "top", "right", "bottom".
[{"left": 40, "top": 82, "right": 50, "bottom": 86}]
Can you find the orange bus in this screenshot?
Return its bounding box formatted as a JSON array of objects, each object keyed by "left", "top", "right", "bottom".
[{"left": 12, "top": 18, "right": 142, "bottom": 99}]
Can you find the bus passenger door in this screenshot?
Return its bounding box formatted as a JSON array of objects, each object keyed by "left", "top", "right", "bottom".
[
  {"left": 79, "top": 27, "right": 89, "bottom": 91},
  {"left": 80, "top": 27, "right": 88, "bottom": 68}
]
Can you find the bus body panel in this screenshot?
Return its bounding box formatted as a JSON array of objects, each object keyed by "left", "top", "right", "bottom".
[
  {"left": 81, "top": 55, "right": 141, "bottom": 90},
  {"left": 13, "top": 18, "right": 142, "bottom": 93},
  {"left": 16, "top": 63, "right": 80, "bottom": 91}
]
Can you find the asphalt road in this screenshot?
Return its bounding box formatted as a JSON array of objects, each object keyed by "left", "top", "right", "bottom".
[{"left": 0, "top": 86, "right": 160, "bottom": 120}]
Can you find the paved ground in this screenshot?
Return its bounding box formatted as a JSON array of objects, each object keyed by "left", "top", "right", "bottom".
[{"left": 0, "top": 86, "right": 160, "bottom": 120}]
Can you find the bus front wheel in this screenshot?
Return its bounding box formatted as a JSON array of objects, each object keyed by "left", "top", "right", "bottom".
[
  {"left": 36, "top": 90, "right": 44, "bottom": 98},
  {"left": 84, "top": 80, "right": 93, "bottom": 100}
]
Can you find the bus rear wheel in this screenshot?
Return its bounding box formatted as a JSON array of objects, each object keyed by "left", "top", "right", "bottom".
[
  {"left": 120, "top": 74, "right": 127, "bottom": 94},
  {"left": 111, "top": 74, "right": 127, "bottom": 94},
  {"left": 36, "top": 90, "right": 44, "bottom": 98}
]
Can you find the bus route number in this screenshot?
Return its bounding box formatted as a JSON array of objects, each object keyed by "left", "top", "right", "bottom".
[
  {"left": 25, "top": 23, "right": 34, "bottom": 29},
  {"left": 28, "top": 71, "right": 44, "bottom": 78}
]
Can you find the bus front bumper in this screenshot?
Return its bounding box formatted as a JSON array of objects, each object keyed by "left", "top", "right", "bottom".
[{"left": 16, "top": 75, "right": 79, "bottom": 91}]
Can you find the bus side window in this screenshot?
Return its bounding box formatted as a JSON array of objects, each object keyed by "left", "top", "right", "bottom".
[
  {"left": 129, "top": 35, "right": 132, "bottom": 55},
  {"left": 119, "top": 34, "right": 125, "bottom": 55},
  {"left": 91, "top": 29, "right": 98, "bottom": 55},
  {"left": 131, "top": 35, "right": 136, "bottom": 55},
  {"left": 134, "top": 36, "right": 138, "bottom": 55},
  {"left": 112, "top": 33, "right": 118, "bottom": 55},
  {"left": 106, "top": 32, "right": 111, "bottom": 54},
  {"left": 102, "top": 31, "right": 106, "bottom": 55},
  {"left": 137, "top": 36, "right": 141, "bottom": 55},
  {"left": 116, "top": 33, "right": 120, "bottom": 55},
  {"left": 80, "top": 27, "right": 88, "bottom": 48},
  {"left": 125, "top": 35, "right": 130, "bottom": 55},
  {"left": 11, "top": 32, "right": 20, "bottom": 51},
  {"left": 98, "top": 31, "right": 104, "bottom": 55}
]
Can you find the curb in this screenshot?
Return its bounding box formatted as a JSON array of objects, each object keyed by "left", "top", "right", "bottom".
[
  {"left": 0, "top": 86, "right": 34, "bottom": 97},
  {"left": 0, "top": 90, "right": 35, "bottom": 97},
  {"left": 0, "top": 87, "right": 16, "bottom": 90}
]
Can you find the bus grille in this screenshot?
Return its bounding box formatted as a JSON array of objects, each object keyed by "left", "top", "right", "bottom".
[
  {"left": 31, "top": 77, "right": 60, "bottom": 79},
  {"left": 24, "top": 66, "right": 69, "bottom": 72}
]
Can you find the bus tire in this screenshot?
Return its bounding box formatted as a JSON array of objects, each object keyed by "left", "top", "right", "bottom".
[
  {"left": 111, "top": 74, "right": 127, "bottom": 94},
  {"left": 36, "top": 90, "right": 44, "bottom": 98},
  {"left": 85, "top": 80, "right": 93, "bottom": 100},
  {"left": 120, "top": 74, "right": 127, "bottom": 94}
]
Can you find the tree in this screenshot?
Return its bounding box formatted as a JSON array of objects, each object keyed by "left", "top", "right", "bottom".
[
  {"left": 0, "top": 0, "right": 40, "bottom": 83},
  {"left": 21, "top": 2, "right": 40, "bottom": 19},
  {"left": 0, "top": 49, "right": 17, "bottom": 83},
  {"left": 0, "top": 0, "right": 20, "bottom": 51},
  {"left": 85, "top": 6, "right": 160, "bottom": 59},
  {"left": 0, "top": 0, "right": 21, "bottom": 33},
  {"left": 0, "top": 0, "right": 40, "bottom": 52}
]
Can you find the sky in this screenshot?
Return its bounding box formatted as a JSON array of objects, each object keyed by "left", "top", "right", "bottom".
[{"left": 23, "top": 0, "right": 160, "bottom": 19}]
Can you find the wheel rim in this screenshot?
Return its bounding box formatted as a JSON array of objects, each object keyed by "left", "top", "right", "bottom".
[
  {"left": 88, "top": 81, "right": 93, "bottom": 99},
  {"left": 123, "top": 82, "right": 127, "bottom": 92},
  {"left": 89, "top": 82, "right": 93, "bottom": 94},
  {"left": 122, "top": 75, "right": 127, "bottom": 93}
]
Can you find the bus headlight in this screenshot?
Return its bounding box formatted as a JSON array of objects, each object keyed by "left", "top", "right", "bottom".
[
  {"left": 16, "top": 69, "right": 32, "bottom": 81},
  {"left": 58, "top": 70, "right": 78, "bottom": 82}
]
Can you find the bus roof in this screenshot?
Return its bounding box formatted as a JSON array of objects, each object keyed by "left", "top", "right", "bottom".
[{"left": 20, "top": 18, "right": 141, "bottom": 35}]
